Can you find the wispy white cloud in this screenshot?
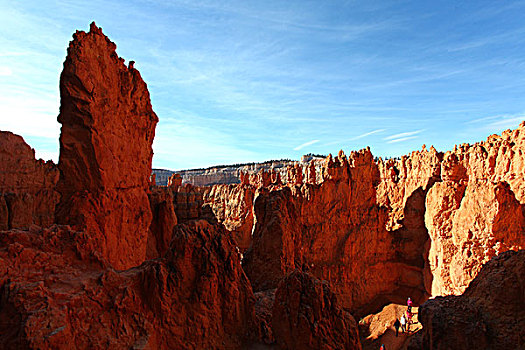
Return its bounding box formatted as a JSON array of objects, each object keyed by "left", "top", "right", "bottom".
[
  {"left": 383, "top": 130, "right": 424, "bottom": 141},
  {"left": 294, "top": 139, "right": 319, "bottom": 151},
  {"left": 386, "top": 136, "right": 418, "bottom": 144},
  {"left": 350, "top": 128, "right": 386, "bottom": 140},
  {"left": 467, "top": 114, "right": 525, "bottom": 131}
]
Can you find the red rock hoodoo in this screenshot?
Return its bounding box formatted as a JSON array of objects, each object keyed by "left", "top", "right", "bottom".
[{"left": 55, "top": 22, "right": 158, "bottom": 269}]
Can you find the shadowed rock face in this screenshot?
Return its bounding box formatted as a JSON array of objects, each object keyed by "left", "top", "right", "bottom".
[
  {"left": 55, "top": 22, "right": 158, "bottom": 270},
  {"left": 0, "top": 131, "right": 59, "bottom": 230},
  {"left": 272, "top": 270, "right": 361, "bottom": 350},
  {"left": 414, "top": 250, "right": 525, "bottom": 350},
  {"left": 0, "top": 220, "right": 255, "bottom": 349}
]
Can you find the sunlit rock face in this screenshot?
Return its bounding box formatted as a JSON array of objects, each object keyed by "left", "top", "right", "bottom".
[
  {"left": 425, "top": 125, "right": 525, "bottom": 296},
  {"left": 55, "top": 22, "right": 158, "bottom": 270},
  {"left": 0, "top": 131, "right": 59, "bottom": 230},
  {"left": 203, "top": 183, "right": 256, "bottom": 251}
]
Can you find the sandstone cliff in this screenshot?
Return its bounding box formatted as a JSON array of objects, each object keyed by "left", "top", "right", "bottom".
[
  {"left": 152, "top": 156, "right": 325, "bottom": 187},
  {"left": 425, "top": 127, "right": 525, "bottom": 296},
  {"left": 203, "top": 183, "right": 256, "bottom": 251},
  {"left": 55, "top": 22, "right": 158, "bottom": 270},
  {"left": 243, "top": 125, "right": 525, "bottom": 317},
  {"left": 2, "top": 20, "right": 525, "bottom": 349}
]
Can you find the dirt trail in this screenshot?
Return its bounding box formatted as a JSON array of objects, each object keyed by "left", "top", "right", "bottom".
[{"left": 359, "top": 304, "right": 422, "bottom": 350}]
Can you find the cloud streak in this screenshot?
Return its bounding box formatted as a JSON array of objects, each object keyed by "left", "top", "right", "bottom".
[
  {"left": 384, "top": 130, "right": 424, "bottom": 140},
  {"left": 350, "top": 128, "right": 386, "bottom": 140},
  {"left": 386, "top": 136, "right": 418, "bottom": 144},
  {"left": 294, "top": 139, "right": 320, "bottom": 151}
]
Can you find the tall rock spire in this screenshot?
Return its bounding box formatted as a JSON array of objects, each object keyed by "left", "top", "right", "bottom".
[{"left": 56, "top": 22, "right": 158, "bottom": 269}]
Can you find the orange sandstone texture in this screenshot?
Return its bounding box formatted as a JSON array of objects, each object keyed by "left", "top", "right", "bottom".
[
  {"left": 243, "top": 125, "right": 525, "bottom": 317},
  {"left": 55, "top": 23, "right": 158, "bottom": 269},
  {"left": 0, "top": 131, "right": 59, "bottom": 230},
  {"left": 204, "top": 183, "right": 256, "bottom": 251},
  {"left": 425, "top": 125, "right": 525, "bottom": 296}
]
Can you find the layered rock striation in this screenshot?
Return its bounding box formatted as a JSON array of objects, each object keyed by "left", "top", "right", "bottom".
[{"left": 55, "top": 23, "right": 158, "bottom": 269}]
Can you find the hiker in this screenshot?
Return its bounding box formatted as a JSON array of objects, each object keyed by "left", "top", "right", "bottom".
[
  {"left": 394, "top": 318, "right": 401, "bottom": 337},
  {"left": 407, "top": 297, "right": 413, "bottom": 313},
  {"left": 400, "top": 314, "right": 407, "bottom": 333},
  {"left": 406, "top": 310, "right": 413, "bottom": 332},
  {"left": 380, "top": 344, "right": 386, "bottom": 350}
]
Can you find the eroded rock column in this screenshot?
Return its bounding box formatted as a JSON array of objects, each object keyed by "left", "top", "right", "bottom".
[{"left": 56, "top": 22, "right": 158, "bottom": 269}]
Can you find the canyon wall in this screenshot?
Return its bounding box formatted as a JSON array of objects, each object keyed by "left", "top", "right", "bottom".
[
  {"left": 55, "top": 23, "right": 158, "bottom": 269},
  {"left": 243, "top": 150, "right": 431, "bottom": 316},
  {"left": 425, "top": 128, "right": 525, "bottom": 296},
  {"left": 152, "top": 157, "right": 324, "bottom": 187},
  {"left": 1, "top": 20, "right": 524, "bottom": 349},
  {"left": 241, "top": 127, "right": 525, "bottom": 316}
]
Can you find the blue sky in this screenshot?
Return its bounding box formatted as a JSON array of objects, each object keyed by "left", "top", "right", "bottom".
[{"left": 1, "top": 1, "right": 525, "bottom": 170}]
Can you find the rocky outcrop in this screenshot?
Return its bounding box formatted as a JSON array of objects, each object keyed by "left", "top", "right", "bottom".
[
  {"left": 0, "top": 220, "right": 255, "bottom": 349},
  {"left": 425, "top": 126, "right": 525, "bottom": 296},
  {"left": 204, "top": 184, "right": 256, "bottom": 251},
  {"left": 146, "top": 186, "right": 177, "bottom": 259},
  {"left": 0, "top": 131, "right": 59, "bottom": 230},
  {"left": 55, "top": 22, "right": 158, "bottom": 269},
  {"left": 272, "top": 270, "right": 361, "bottom": 350},
  {"left": 244, "top": 150, "right": 431, "bottom": 316},
  {"left": 415, "top": 250, "right": 525, "bottom": 349},
  {"left": 243, "top": 124, "right": 525, "bottom": 318},
  {"left": 173, "top": 184, "right": 208, "bottom": 222}
]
